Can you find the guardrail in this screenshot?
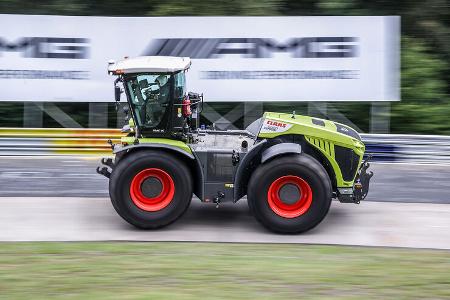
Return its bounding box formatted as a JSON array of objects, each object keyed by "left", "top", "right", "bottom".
[
  {"left": 361, "top": 133, "right": 450, "bottom": 163},
  {"left": 0, "top": 128, "right": 123, "bottom": 155},
  {"left": 0, "top": 128, "right": 449, "bottom": 163}
]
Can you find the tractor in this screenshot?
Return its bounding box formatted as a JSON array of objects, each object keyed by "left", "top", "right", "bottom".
[{"left": 97, "top": 56, "right": 373, "bottom": 233}]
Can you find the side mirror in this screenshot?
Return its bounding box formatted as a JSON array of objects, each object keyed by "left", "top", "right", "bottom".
[
  {"left": 114, "top": 86, "right": 122, "bottom": 102},
  {"left": 175, "top": 87, "right": 184, "bottom": 99}
]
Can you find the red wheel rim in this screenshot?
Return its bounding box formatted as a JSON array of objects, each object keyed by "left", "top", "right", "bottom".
[
  {"left": 267, "top": 175, "right": 312, "bottom": 218},
  {"left": 129, "top": 168, "right": 175, "bottom": 212}
]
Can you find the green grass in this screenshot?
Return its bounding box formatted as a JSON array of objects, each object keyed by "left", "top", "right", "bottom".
[{"left": 0, "top": 242, "right": 449, "bottom": 299}]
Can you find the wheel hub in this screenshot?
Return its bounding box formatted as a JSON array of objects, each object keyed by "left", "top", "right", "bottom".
[
  {"left": 129, "top": 168, "right": 175, "bottom": 212},
  {"left": 267, "top": 175, "right": 312, "bottom": 218},
  {"left": 141, "top": 177, "right": 163, "bottom": 198},
  {"left": 278, "top": 183, "right": 301, "bottom": 205}
]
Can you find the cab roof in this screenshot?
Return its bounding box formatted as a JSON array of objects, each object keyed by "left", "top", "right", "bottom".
[{"left": 108, "top": 56, "right": 191, "bottom": 74}]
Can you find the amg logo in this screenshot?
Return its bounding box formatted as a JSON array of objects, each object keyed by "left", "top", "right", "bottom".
[
  {"left": 0, "top": 37, "right": 89, "bottom": 59},
  {"left": 144, "top": 37, "right": 357, "bottom": 58}
]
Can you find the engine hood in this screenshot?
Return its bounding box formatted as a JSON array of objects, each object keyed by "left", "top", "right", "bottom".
[{"left": 254, "top": 112, "right": 364, "bottom": 150}]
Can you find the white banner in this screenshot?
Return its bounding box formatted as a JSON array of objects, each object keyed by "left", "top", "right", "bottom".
[{"left": 0, "top": 15, "right": 400, "bottom": 102}]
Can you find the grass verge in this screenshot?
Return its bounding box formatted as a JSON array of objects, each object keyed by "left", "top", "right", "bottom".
[{"left": 0, "top": 242, "right": 449, "bottom": 299}]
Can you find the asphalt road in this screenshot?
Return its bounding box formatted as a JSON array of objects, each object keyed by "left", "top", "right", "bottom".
[
  {"left": 0, "top": 156, "right": 449, "bottom": 203},
  {"left": 1, "top": 156, "right": 449, "bottom": 248},
  {"left": 0, "top": 197, "right": 449, "bottom": 249}
]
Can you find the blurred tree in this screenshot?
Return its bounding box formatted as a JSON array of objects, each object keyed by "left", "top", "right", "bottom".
[
  {"left": 400, "top": 37, "right": 447, "bottom": 104},
  {"left": 0, "top": 103, "right": 23, "bottom": 127},
  {"left": 391, "top": 37, "right": 450, "bottom": 134},
  {"left": 1, "top": 0, "right": 449, "bottom": 133},
  {"left": 0, "top": 0, "right": 282, "bottom": 16},
  {"left": 152, "top": 0, "right": 281, "bottom": 15},
  {"left": 0, "top": 0, "right": 89, "bottom": 15}
]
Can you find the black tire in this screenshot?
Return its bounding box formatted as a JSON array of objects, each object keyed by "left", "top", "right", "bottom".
[
  {"left": 247, "top": 154, "right": 332, "bottom": 233},
  {"left": 109, "top": 150, "right": 192, "bottom": 229}
]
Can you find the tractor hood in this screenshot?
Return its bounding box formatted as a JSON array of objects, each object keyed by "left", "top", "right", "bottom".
[{"left": 252, "top": 112, "right": 364, "bottom": 150}]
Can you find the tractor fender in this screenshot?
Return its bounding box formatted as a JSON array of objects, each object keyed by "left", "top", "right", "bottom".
[
  {"left": 233, "top": 141, "right": 302, "bottom": 202},
  {"left": 114, "top": 143, "right": 195, "bottom": 159},
  {"left": 114, "top": 143, "right": 204, "bottom": 199},
  {"left": 260, "top": 143, "right": 302, "bottom": 163}
]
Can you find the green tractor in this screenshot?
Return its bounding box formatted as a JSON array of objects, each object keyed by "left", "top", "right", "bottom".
[{"left": 97, "top": 56, "right": 373, "bottom": 233}]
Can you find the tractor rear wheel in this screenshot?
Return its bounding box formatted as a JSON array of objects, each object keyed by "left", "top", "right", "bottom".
[
  {"left": 109, "top": 150, "right": 192, "bottom": 229},
  {"left": 247, "top": 154, "right": 332, "bottom": 233}
]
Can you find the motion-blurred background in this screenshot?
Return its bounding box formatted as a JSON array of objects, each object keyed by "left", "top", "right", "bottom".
[
  {"left": 0, "top": 2, "right": 449, "bottom": 299},
  {"left": 0, "top": 0, "right": 448, "bottom": 135}
]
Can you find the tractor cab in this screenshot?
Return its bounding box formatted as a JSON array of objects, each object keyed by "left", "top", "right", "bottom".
[{"left": 108, "top": 56, "right": 201, "bottom": 140}]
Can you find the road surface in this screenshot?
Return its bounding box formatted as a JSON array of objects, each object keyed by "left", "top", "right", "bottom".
[
  {"left": 0, "top": 156, "right": 449, "bottom": 249},
  {"left": 0, "top": 197, "right": 449, "bottom": 249},
  {"left": 0, "top": 156, "right": 449, "bottom": 203}
]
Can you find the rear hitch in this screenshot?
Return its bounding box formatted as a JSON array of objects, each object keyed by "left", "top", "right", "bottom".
[
  {"left": 96, "top": 166, "right": 111, "bottom": 178},
  {"left": 97, "top": 157, "right": 115, "bottom": 178},
  {"left": 101, "top": 157, "right": 115, "bottom": 169}
]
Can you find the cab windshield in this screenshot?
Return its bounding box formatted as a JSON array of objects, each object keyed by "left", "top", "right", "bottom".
[{"left": 125, "top": 73, "right": 173, "bottom": 128}]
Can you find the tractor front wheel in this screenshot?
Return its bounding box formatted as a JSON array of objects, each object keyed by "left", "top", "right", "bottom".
[
  {"left": 109, "top": 150, "right": 192, "bottom": 229},
  {"left": 248, "top": 154, "right": 332, "bottom": 233}
]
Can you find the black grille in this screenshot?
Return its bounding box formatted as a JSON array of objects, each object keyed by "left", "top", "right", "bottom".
[
  {"left": 334, "top": 145, "right": 360, "bottom": 181},
  {"left": 334, "top": 123, "right": 361, "bottom": 140}
]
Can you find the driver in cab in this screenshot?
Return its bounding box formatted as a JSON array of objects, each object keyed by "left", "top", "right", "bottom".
[{"left": 155, "top": 75, "right": 169, "bottom": 103}]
